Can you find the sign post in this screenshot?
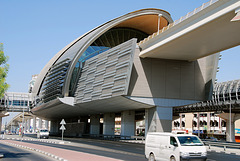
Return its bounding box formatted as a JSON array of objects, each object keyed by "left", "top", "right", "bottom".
[{"left": 60, "top": 119, "right": 66, "bottom": 141}]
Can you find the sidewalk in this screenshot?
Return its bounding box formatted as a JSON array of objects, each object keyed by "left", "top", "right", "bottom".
[{"left": 0, "top": 134, "right": 123, "bottom": 161}]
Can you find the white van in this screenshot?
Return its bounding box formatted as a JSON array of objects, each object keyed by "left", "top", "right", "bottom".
[
  {"left": 145, "top": 132, "right": 207, "bottom": 161},
  {"left": 37, "top": 129, "right": 49, "bottom": 139}
]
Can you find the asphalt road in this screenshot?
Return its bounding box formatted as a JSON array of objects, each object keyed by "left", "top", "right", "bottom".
[
  {"left": 0, "top": 142, "right": 55, "bottom": 161},
  {"left": 23, "top": 138, "right": 146, "bottom": 161},
  {"left": 207, "top": 151, "right": 240, "bottom": 161},
  {"left": 3, "top": 134, "right": 240, "bottom": 161},
  {"left": 22, "top": 136, "right": 240, "bottom": 161}
]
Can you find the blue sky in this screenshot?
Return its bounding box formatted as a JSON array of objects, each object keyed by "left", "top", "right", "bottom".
[{"left": 1, "top": 0, "right": 240, "bottom": 93}]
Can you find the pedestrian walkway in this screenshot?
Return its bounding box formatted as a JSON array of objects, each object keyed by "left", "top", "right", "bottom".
[{"left": 0, "top": 134, "right": 124, "bottom": 161}]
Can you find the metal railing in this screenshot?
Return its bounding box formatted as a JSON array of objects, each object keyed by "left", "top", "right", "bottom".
[
  {"left": 138, "top": 0, "right": 219, "bottom": 45},
  {"left": 82, "top": 134, "right": 132, "bottom": 140},
  {"left": 203, "top": 140, "right": 240, "bottom": 151}
]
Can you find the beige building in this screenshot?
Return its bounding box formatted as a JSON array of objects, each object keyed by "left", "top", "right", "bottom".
[{"left": 172, "top": 112, "right": 240, "bottom": 142}]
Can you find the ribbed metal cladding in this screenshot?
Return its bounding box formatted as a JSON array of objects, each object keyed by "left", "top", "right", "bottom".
[
  {"left": 213, "top": 79, "right": 240, "bottom": 102},
  {"left": 74, "top": 39, "right": 137, "bottom": 103},
  {"left": 40, "top": 58, "right": 70, "bottom": 103},
  {"left": 173, "top": 79, "right": 240, "bottom": 114}
]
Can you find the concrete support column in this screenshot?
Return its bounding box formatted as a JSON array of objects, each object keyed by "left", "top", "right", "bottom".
[
  {"left": 90, "top": 115, "right": 100, "bottom": 135},
  {"left": 45, "top": 120, "right": 49, "bottom": 130},
  {"left": 33, "top": 116, "right": 36, "bottom": 133},
  {"left": 27, "top": 119, "right": 30, "bottom": 132},
  {"left": 226, "top": 119, "right": 235, "bottom": 142},
  {"left": 145, "top": 109, "right": 149, "bottom": 135},
  {"left": 25, "top": 119, "right": 28, "bottom": 132},
  {"left": 0, "top": 117, "right": 2, "bottom": 132},
  {"left": 185, "top": 113, "right": 194, "bottom": 134},
  {"left": 197, "top": 113, "right": 200, "bottom": 137},
  {"left": 80, "top": 116, "right": 89, "bottom": 134},
  {"left": 180, "top": 114, "right": 182, "bottom": 129},
  {"left": 23, "top": 120, "right": 27, "bottom": 133},
  {"left": 207, "top": 113, "right": 211, "bottom": 135},
  {"left": 219, "top": 113, "right": 240, "bottom": 142},
  {"left": 38, "top": 118, "right": 42, "bottom": 129},
  {"left": 50, "top": 120, "right": 59, "bottom": 134},
  {"left": 145, "top": 106, "right": 172, "bottom": 135},
  {"left": 121, "top": 110, "right": 135, "bottom": 136},
  {"left": 103, "top": 113, "right": 115, "bottom": 135}
]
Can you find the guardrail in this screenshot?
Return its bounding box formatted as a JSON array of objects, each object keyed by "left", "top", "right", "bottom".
[
  {"left": 82, "top": 134, "right": 132, "bottom": 140},
  {"left": 82, "top": 134, "right": 146, "bottom": 141},
  {"left": 203, "top": 140, "right": 240, "bottom": 151},
  {"left": 131, "top": 136, "right": 145, "bottom": 140}
]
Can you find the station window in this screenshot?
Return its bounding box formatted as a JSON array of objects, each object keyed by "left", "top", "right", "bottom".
[{"left": 69, "top": 27, "right": 148, "bottom": 96}]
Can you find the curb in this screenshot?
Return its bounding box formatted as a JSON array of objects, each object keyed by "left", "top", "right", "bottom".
[
  {"left": 4, "top": 137, "right": 71, "bottom": 144},
  {"left": 0, "top": 141, "right": 68, "bottom": 161},
  {"left": 5, "top": 137, "right": 59, "bottom": 144}
]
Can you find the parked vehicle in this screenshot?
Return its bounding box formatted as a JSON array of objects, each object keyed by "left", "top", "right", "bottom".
[
  {"left": 37, "top": 129, "right": 49, "bottom": 139},
  {"left": 145, "top": 132, "right": 207, "bottom": 161}
]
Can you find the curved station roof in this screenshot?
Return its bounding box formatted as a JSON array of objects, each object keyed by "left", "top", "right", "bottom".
[{"left": 31, "top": 9, "right": 173, "bottom": 119}]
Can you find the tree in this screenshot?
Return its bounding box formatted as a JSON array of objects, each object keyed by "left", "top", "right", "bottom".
[{"left": 0, "top": 43, "right": 9, "bottom": 98}]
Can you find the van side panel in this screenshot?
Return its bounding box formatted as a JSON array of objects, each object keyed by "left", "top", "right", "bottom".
[
  {"left": 145, "top": 133, "right": 170, "bottom": 161},
  {"left": 145, "top": 135, "right": 161, "bottom": 158}
]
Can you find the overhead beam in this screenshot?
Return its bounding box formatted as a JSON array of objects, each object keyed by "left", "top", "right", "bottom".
[{"left": 139, "top": 0, "right": 240, "bottom": 61}]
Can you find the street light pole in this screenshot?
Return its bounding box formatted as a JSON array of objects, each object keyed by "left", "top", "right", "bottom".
[
  {"left": 197, "top": 112, "right": 200, "bottom": 137},
  {"left": 229, "top": 99, "right": 232, "bottom": 142},
  {"left": 22, "top": 108, "right": 24, "bottom": 133},
  {"left": 229, "top": 85, "right": 232, "bottom": 142},
  {"left": 10, "top": 94, "right": 13, "bottom": 134}
]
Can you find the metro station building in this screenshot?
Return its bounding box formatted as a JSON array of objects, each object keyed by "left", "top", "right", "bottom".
[{"left": 31, "top": 5, "right": 228, "bottom": 137}]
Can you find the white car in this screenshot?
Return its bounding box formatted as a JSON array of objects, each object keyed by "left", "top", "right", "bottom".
[{"left": 37, "top": 129, "right": 49, "bottom": 139}]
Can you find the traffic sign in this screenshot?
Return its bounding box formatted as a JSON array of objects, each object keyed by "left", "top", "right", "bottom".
[
  {"left": 60, "top": 119, "right": 66, "bottom": 125},
  {"left": 60, "top": 125, "right": 66, "bottom": 130},
  {"left": 60, "top": 119, "right": 66, "bottom": 141}
]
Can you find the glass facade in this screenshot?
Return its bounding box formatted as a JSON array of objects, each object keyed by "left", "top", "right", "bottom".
[
  {"left": 9, "top": 100, "right": 28, "bottom": 106},
  {"left": 68, "top": 27, "right": 148, "bottom": 96}
]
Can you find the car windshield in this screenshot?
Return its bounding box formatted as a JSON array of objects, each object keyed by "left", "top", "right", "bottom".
[
  {"left": 40, "top": 130, "right": 48, "bottom": 132},
  {"left": 177, "top": 136, "right": 203, "bottom": 146}
]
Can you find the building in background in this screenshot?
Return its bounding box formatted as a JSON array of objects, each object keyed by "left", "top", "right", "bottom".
[
  {"left": 172, "top": 112, "right": 240, "bottom": 142},
  {"left": 28, "top": 75, "right": 38, "bottom": 93}
]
